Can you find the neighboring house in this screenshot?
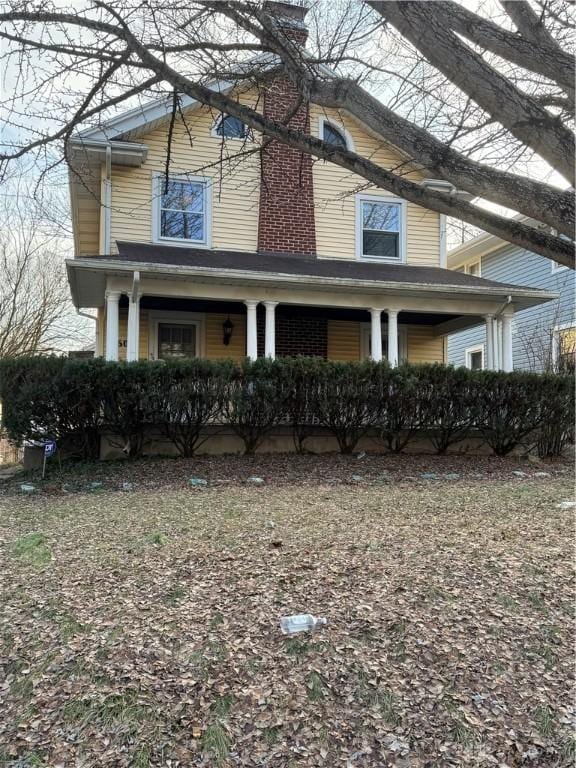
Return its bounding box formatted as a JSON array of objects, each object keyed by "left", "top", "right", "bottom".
[
  {"left": 66, "top": 2, "right": 553, "bottom": 370},
  {"left": 447, "top": 232, "right": 575, "bottom": 372}
]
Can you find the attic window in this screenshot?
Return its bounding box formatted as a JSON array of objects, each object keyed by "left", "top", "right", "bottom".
[
  {"left": 214, "top": 114, "right": 248, "bottom": 139},
  {"left": 322, "top": 121, "right": 348, "bottom": 149}
]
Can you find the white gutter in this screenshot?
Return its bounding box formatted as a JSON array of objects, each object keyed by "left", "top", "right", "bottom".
[{"left": 66, "top": 257, "right": 558, "bottom": 302}]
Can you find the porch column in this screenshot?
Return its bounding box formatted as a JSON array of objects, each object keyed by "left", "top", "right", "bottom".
[
  {"left": 502, "top": 313, "right": 514, "bottom": 371},
  {"left": 492, "top": 317, "right": 500, "bottom": 371},
  {"left": 485, "top": 314, "right": 494, "bottom": 370},
  {"left": 494, "top": 317, "right": 502, "bottom": 371},
  {"left": 264, "top": 301, "right": 278, "bottom": 359},
  {"left": 387, "top": 309, "right": 399, "bottom": 367},
  {"left": 126, "top": 292, "right": 141, "bottom": 362},
  {"left": 245, "top": 300, "right": 259, "bottom": 360},
  {"left": 105, "top": 290, "right": 121, "bottom": 361},
  {"left": 369, "top": 308, "right": 383, "bottom": 362}
]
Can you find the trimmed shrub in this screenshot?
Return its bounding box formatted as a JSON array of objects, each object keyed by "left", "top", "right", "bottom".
[
  {"left": 99, "top": 362, "right": 157, "bottom": 458},
  {"left": 312, "top": 360, "right": 380, "bottom": 454},
  {"left": 149, "top": 359, "right": 235, "bottom": 457},
  {"left": 472, "top": 370, "right": 544, "bottom": 456},
  {"left": 536, "top": 374, "right": 575, "bottom": 457},
  {"left": 417, "top": 364, "right": 476, "bottom": 454},
  {"left": 280, "top": 357, "right": 324, "bottom": 453},
  {"left": 0, "top": 357, "right": 572, "bottom": 461},
  {"left": 375, "top": 364, "right": 420, "bottom": 453},
  {"left": 0, "top": 357, "right": 105, "bottom": 460},
  {"left": 222, "top": 358, "right": 285, "bottom": 455}
]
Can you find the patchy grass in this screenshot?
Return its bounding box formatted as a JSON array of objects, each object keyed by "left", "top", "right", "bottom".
[
  {"left": 0, "top": 473, "right": 574, "bottom": 766},
  {"left": 11, "top": 532, "right": 51, "bottom": 565}
]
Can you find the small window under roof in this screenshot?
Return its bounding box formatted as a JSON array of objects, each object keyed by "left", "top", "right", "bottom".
[
  {"left": 322, "top": 122, "right": 347, "bottom": 149},
  {"left": 215, "top": 114, "right": 248, "bottom": 139}
]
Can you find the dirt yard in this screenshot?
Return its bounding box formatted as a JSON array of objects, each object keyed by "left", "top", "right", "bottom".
[{"left": 1, "top": 457, "right": 574, "bottom": 767}]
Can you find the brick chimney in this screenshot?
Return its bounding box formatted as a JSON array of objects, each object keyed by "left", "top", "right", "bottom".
[{"left": 257, "top": 2, "right": 316, "bottom": 257}]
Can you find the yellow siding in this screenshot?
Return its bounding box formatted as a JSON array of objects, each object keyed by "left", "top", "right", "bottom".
[
  {"left": 407, "top": 326, "right": 444, "bottom": 364},
  {"left": 327, "top": 320, "right": 361, "bottom": 361},
  {"left": 75, "top": 169, "right": 101, "bottom": 256},
  {"left": 109, "top": 92, "right": 261, "bottom": 252},
  {"left": 102, "top": 92, "right": 439, "bottom": 266},
  {"left": 205, "top": 313, "right": 246, "bottom": 360},
  {"left": 310, "top": 105, "right": 440, "bottom": 266}
]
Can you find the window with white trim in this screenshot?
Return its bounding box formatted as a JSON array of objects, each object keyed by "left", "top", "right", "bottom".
[
  {"left": 213, "top": 114, "right": 249, "bottom": 139},
  {"left": 357, "top": 196, "right": 404, "bottom": 262},
  {"left": 465, "top": 345, "right": 484, "bottom": 370},
  {"left": 153, "top": 175, "right": 210, "bottom": 245},
  {"left": 158, "top": 323, "right": 198, "bottom": 360}
]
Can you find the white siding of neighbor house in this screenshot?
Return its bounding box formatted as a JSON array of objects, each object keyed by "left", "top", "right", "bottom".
[{"left": 447, "top": 246, "right": 575, "bottom": 371}]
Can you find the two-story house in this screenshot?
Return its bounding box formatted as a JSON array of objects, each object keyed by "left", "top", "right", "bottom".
[
  {"left": 448, "top": 231, "right": 575, "bottom": 372},
  {"left": 66, "top": 2, "right": 554, "bottom": 370}
]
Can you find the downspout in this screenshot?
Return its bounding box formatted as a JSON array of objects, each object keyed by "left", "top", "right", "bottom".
[
  {"left": 102, "top": 145, "right": 112, "bottom": 254},
  {"left": 493, "top": 295, "right": 513, "bottom": 371},
  {"left": 77, "top": 309, "right": 99, "bottom": 357},
  {"left": 439, "top": 214, "right": 447, "bottom": 269}
]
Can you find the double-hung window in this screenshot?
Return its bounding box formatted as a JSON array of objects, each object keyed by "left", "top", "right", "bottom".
[
  {"left": 154, "top": 174, "right": 211, "bottom": 246},
  {"left": 357, "top": 196, "right": 404, "bottom": 262}
]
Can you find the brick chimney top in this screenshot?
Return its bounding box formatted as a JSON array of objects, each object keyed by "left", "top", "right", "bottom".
[{"left": 264, "top": 1, "right": 309, "bottom": 43}]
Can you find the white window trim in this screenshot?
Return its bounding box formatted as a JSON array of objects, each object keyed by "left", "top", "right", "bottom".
[
  {"left": 318, "top": 116, "right": 355, "bottom": 151},
  {"left": 148, "top": 311, "right": 206, "bottom": 361},
  {"left": 467, "top": 260, "right": 482, "bottom": 277},
  {"left": 360, "top": 323, "right": 408, "bottom": 361},
  {"left": 355, "top": 194, "right": 407, "bottom": 263},
  {"left": 552, "top": 321, "right": 576, "bottom": 366},
  {"left": 210, "top": 113, "right": 251, "bottom": 140},
  {"left": 152, "top": 173, "right": 212, "bottom": 248},
  {"left": 465, "top": 344, "right": 485, "bottom": 370},
  {"left": 454, "top": 260, "right": 481, "bottom": 276}
]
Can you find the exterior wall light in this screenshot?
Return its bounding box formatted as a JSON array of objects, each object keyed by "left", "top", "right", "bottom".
[{"left": 223, "top": 316, "right": 234, "bottom": 346}]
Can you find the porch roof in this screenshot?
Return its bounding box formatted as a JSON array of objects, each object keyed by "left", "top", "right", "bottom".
[{"left": 67, "top": 241, "right": 557, "bottom": 314}]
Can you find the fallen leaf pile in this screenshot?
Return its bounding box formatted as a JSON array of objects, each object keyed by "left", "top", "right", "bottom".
[
  {"left": 0, "top": 451, "right": 572, "bottom": 497},
  {"left": 0, "top": 468, "right": 574, "bottom": 766}
]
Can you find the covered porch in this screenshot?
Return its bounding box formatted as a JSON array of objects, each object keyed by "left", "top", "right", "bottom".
[{"left": 67, "top": 243, "right": 555, "bottom": 371}]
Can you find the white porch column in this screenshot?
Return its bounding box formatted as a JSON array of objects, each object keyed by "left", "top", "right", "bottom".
[
  {"left": 105, "top": 291, "right": 121, "bottom": 361},
  {"left": 245, "top": 300, "right": 259, "bottom": 361},
  {"left": 492, "top": 317, "right": 500, "bottom": 371},
  {"left": 387, "top": 309, "right": 399, "bottom": 367},
  {"left": 264, "top": 301, "right": 278, "bottom": 359},
  {"left": 485, "top": 314, "right": 494, "bottom": 370},
  {"left": 502, "top": 313, "right": 514, "bottom": 372},
  {"left": 126, "top": 292, "right": 141, "bottom": 362},
  {"left": 497, "top": 318, "right": 504, "bottom": 371},
  {"left": 369, "top": 308, "right": 383, "bottom": 362}
]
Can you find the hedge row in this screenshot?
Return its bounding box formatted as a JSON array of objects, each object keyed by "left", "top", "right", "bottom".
[{"left": 0, "top": 357, "right": 572, "bottom": 460}]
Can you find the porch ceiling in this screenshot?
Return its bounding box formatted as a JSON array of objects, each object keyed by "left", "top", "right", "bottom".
[{"left": 132, "top": 296, "right": 462, "bottom": 326}]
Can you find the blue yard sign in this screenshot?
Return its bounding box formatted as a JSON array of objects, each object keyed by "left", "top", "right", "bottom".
[
  {"left": 42, "top": 440, "right": 57, "bottom": 478},
  {"left": 44, "top": 440, "right": 57, "bottom": 458}
]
